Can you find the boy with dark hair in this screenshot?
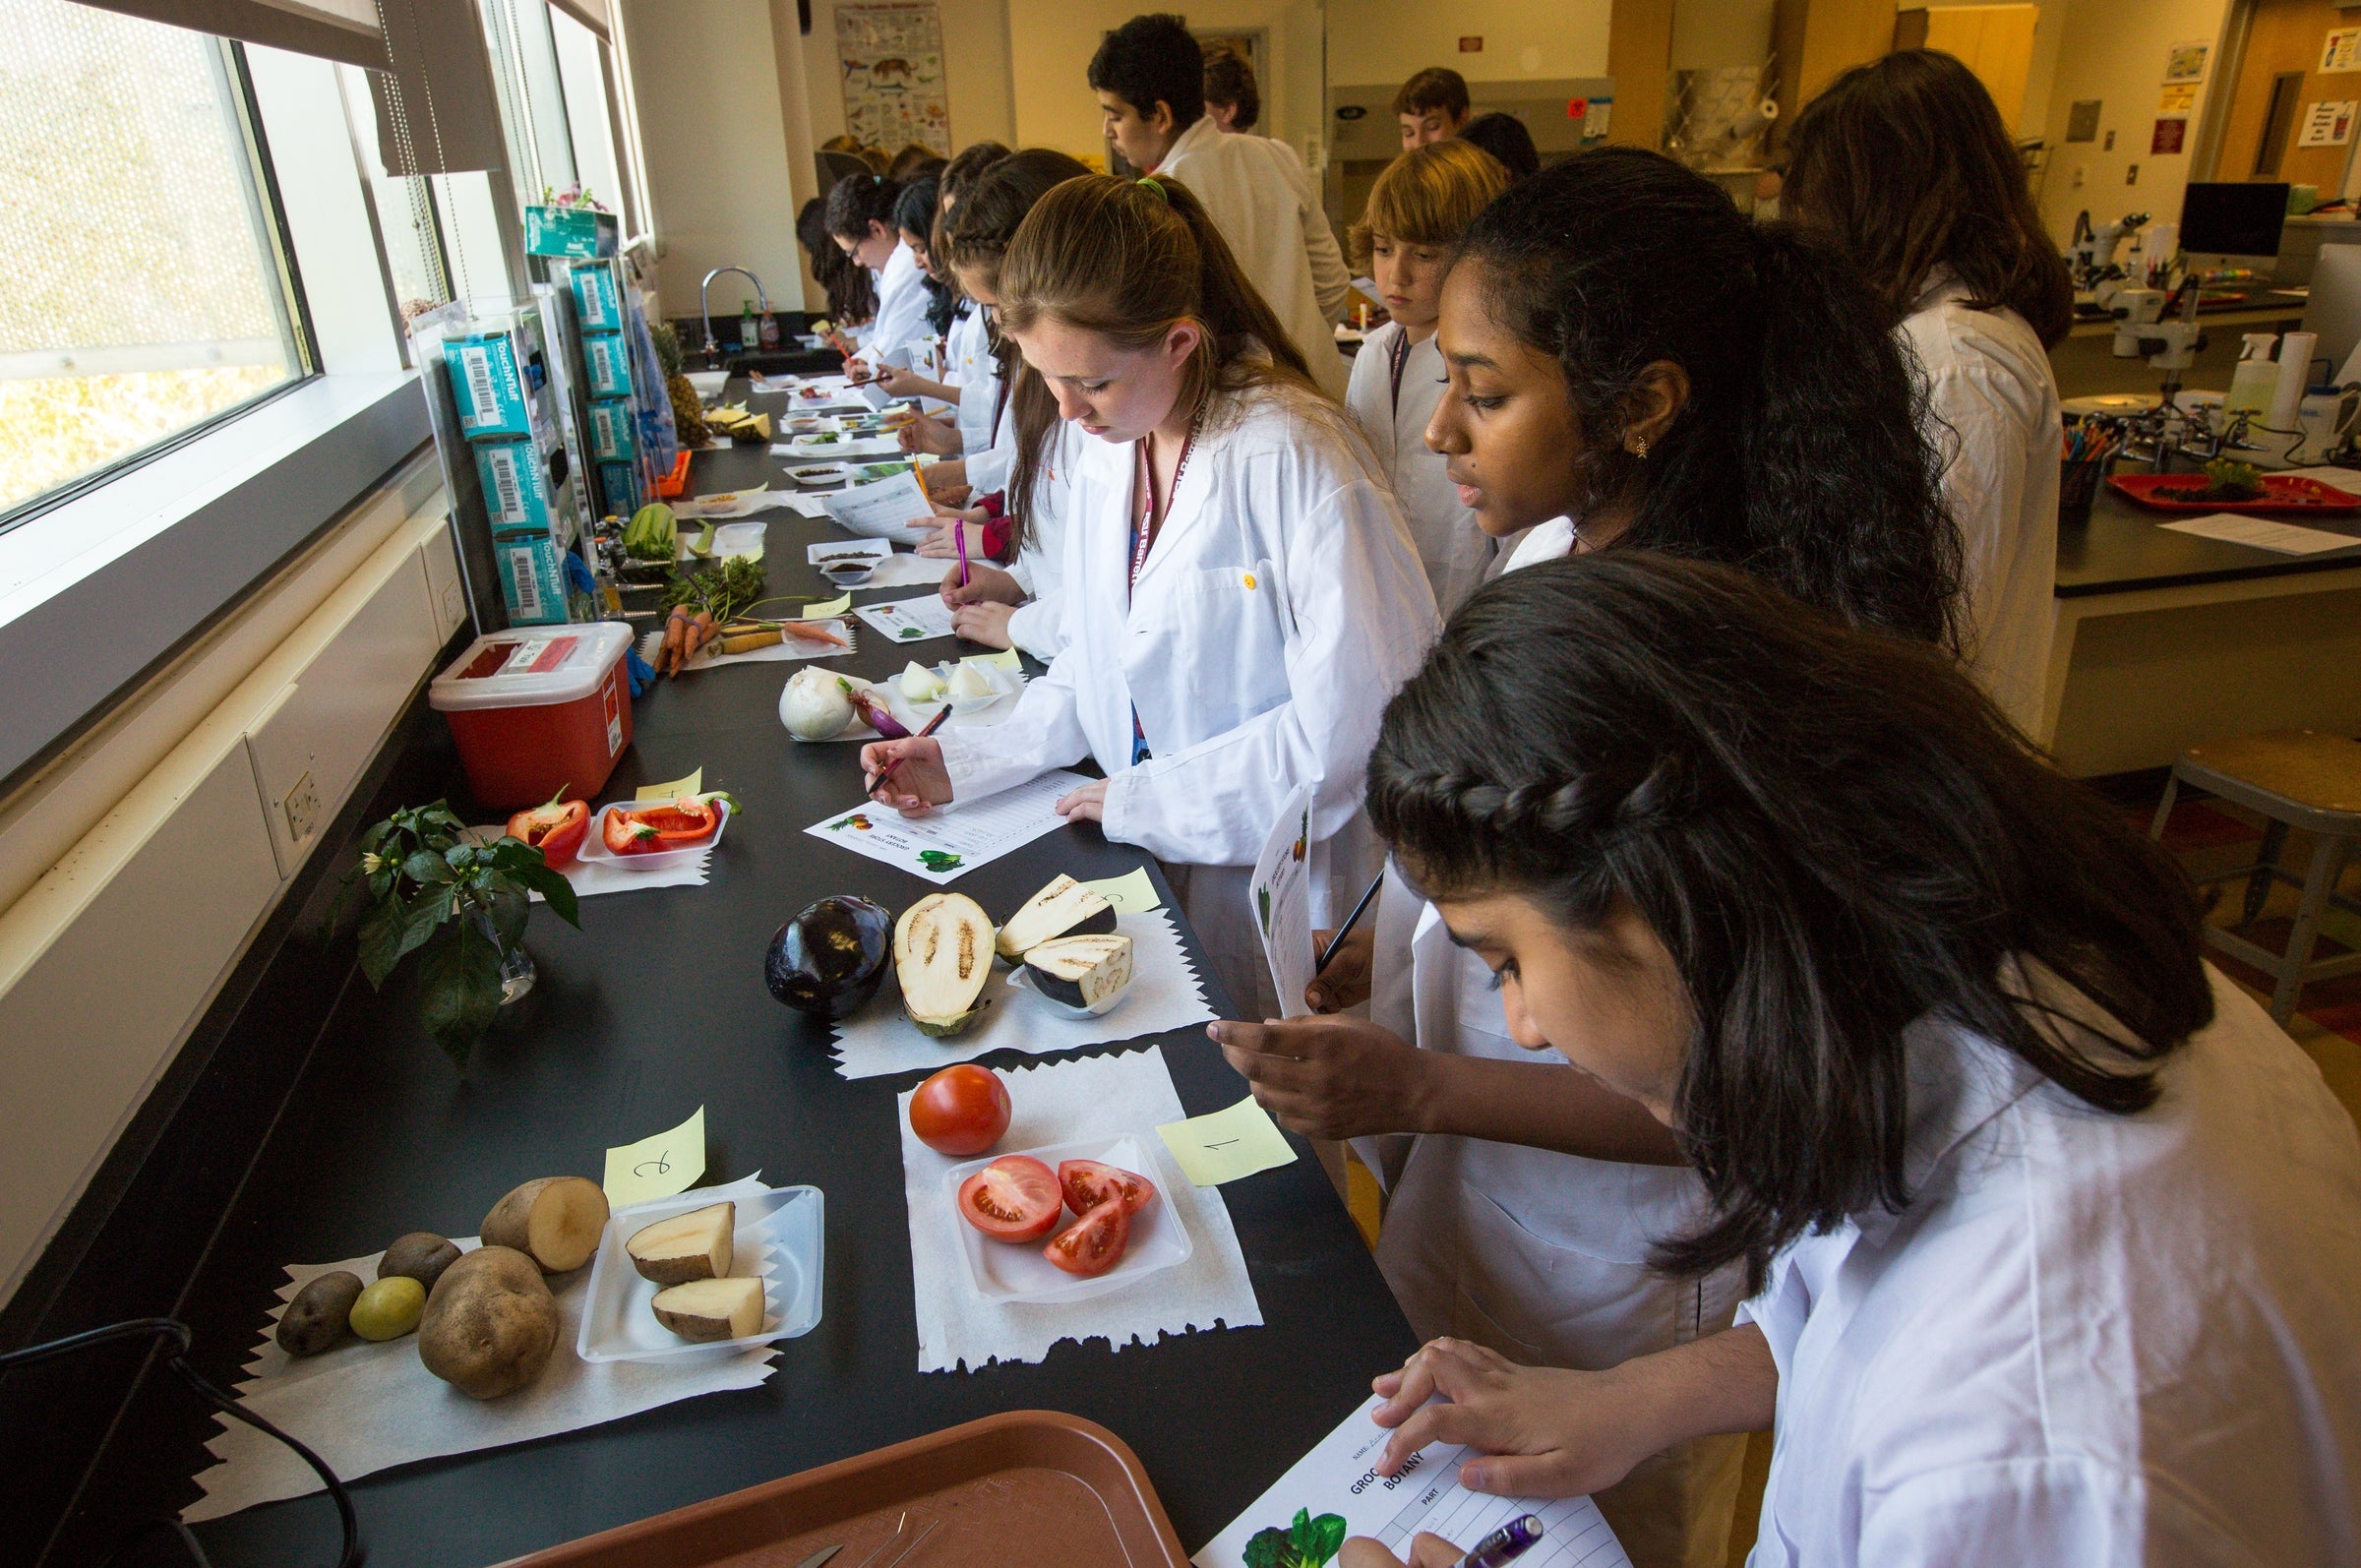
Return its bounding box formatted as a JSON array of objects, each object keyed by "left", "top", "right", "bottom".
[
  {"left": 1202, "top": 41, "right": 1259, "bottom": 132},
  {"left": 1085, "top": 13, "right": 1352, "bottom": 395},
  {"left": 1393, "top": 66, "right": 1471, "bottom": 148}
]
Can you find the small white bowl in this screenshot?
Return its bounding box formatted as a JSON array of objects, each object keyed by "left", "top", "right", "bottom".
[
  {"left": 576, "top": 799, "right": 731, "bottom": 872},
  {"left": 575, "top": 1184, "right": 824, "bottom": 1362},
  {"left": 789, "top": 461, "right": 850, "bottom": 487},
  {"left": 943, "top": 1135, "right": 1189, "bottom": 1305}
]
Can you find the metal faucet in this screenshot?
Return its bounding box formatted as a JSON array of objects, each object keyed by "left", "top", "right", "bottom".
[{"left": 699, "top": 267, "right": 769, "bottom": 360}]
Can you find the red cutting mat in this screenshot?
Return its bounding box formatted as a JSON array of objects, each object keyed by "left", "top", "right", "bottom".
[{"left": 2106, "top": 472, "right": 2361, "bottom": 514}]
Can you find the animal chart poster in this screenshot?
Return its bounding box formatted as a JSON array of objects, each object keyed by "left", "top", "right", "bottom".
[{"left": 836, "top": 3, "right": 951, "bottom": 156}]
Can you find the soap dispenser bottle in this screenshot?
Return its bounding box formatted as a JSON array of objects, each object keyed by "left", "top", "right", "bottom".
[{"left": 2226, "top": 332, "right": 2281, "bottom": 420}]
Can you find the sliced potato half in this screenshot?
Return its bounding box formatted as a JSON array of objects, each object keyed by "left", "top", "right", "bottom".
[{"left": 626, "top": 1202, "right": 735, "bottom": 1286}]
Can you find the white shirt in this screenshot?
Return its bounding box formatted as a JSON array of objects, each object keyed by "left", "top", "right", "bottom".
[
  {"left": 1900, "top": 275, "right": 2059, "bottom": 737},
  {"left": 1003, "top": 420, "right": 1079, "bottom": 662},
  {"left": 1156, "top": 116, "right": 1353, "bottom": 399},
  {"left": 857, "top": 240, "right": 930, "bottom": 369},
  {"left": 1347, "top": 322, "right": 1500, "bottom": 614},
  {"left": 938, "top": 381, "right": 1435, "bottom": 869},
  {"left": 947, "top": 302, "right": 1002, "bottom": 462},
  {"left": 1743, "top": 965, "right": 2361, "bottom": 1567}
]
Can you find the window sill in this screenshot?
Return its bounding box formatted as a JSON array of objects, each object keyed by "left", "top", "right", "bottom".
[{"left": 0, "top": 373, "right": 431, "bottom": 790}]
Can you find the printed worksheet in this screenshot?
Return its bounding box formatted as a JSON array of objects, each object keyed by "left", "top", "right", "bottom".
[
  {"left": 855, "top": 593, "right": 959, "bottom": 644},
  {"left": 804, "top": 769, "right": 1092, "bottom": 883},
  {"left": 1195, "top": 1394, "right": 1629, "bottom": 1568},
  {"left": 2158, "top": 512, "right": 2361, "bottom": 555},
  {"left": 821, "top": 468, "right": 935, "bottom": 543},
  {"left": 1250, "top": 783, "right": 1315, "bottom": 1019}
]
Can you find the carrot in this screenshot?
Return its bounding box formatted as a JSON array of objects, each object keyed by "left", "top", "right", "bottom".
[
  {"left": 719, "top": 628, "right": 784, "bottom": 655},
  {"left": 661, "top": 607, "right": 691, "bottom": 675},
  {"left": 778, "top": 619, "right": 849, "bottom": 647},
  {"left": 687, "top": 610, "right": 716, "bottom": 666}
]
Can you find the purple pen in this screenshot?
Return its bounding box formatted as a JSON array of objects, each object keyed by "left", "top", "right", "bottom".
[{"left": 1454, "top": 1515, "right": 1543, "bottom": 1568}]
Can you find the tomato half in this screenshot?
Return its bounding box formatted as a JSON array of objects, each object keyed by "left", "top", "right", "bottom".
[
  {"left": 507, "top": 793, "right": 588, "bottom": 870},
  {"left": 955, "top": 1155, "right": 1061, "bottom": 1242},
  {"left": 1057, "top": 1159, "right": 1156, "bottom": 1218},
  {"left": 909, "top": 1064, "right": 1010, "bottom": 1157},
  {"left": 1043, "top": 1196, "right": 1130, "bottom": 1277}
]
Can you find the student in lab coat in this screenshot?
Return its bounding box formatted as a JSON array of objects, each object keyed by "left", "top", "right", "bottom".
[
  {"left": 1336, "top": 555, "right": 2361, "bottom": 1568},
  {"left": 1089, "top": 14, "right": 1353, "bottom": 398},
  {"left": 879, "top": 144, "right": 1014, "bottom": 459},
  {"left": 1786, "top": 50, "right": 2072, "bottom": 737},
  {"left": 861, "top": 173, "right": 1437, "bottom": 1015},
  {"left": 1345, "top": 140, "right": 1511, "bottom": 614},
  {"left": 1214, "top": 149, "right": 1962, "bottom": 1568},
  {"left": 826, "top": 172, "right": 929, "bottom": 372},
  {"left": 921, "top": 148, "right": 1096, "bottom": 660}
]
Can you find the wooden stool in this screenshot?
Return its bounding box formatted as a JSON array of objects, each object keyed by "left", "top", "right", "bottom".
[{"left": 2150, "top": 729, "right": 2361, "bottom": 1023}]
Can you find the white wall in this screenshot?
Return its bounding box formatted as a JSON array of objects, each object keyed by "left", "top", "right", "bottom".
[
  {"left": 2035, "top": 0, "right": 2231, "bottom": 244},
  {"left": 620, "top": 0, "right": 807, "bottom": 319},
  {"left": 1326, "top": 0, "right": 1612, "bottom": 90}
]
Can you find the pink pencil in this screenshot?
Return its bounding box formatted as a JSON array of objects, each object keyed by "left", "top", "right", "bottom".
[{"left": 955, "top": 515, "right": 971, "bottom": 587}]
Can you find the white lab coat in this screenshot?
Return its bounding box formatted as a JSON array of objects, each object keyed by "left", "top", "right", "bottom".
[
  {"left": 1742, "top": 964, "right": 2361, "bottom": 1566},
  {"left": 1157, "top": 116, "right": 1354, "bottom": 400},
  {"left": 1899, "top": 272, "right": 2058, "bottom": 737},
  {"left": 1364, "top": 520, "right": 1744, "bottom": 1568},
  {"left": 856, "top": 240, "right": 930, "bottom": 370},
  {"left": 948, "top": 301, "right": 1002, "bottom": 461},
  {"left": 1347, "top": 323, "right": 1502, "bottom": 614},
  {"left": 937, "top": 380, "right": 1437, "bottom": 1012},
  {"left": 1003, "top": 419, "right": 1079, "bottom": 663}
]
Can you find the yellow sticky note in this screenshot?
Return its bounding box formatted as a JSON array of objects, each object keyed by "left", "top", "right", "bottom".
[
  {"left": 961, "top": 649, "right": 1022, "bottom": 671},
  {"left": 804, "top": 593, "right": 853, "bottom": 618},
  {"left": 1156, "top": 1096, "right": 1296, "bottom": 1185},
  {"left": 1084, "top": 868, "right": 1162, "bottom": 915},
  {"left": 636, "top": 768, "right": 702, "bottom": 801},
  {"left": 603, "top": 1106, "right": 707, "bottom": 1208}
]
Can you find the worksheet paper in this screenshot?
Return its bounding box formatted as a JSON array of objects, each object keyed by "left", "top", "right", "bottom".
[
  {"left": 804, "top": 768, "right": 1090, "bottom": 883},
  {"left": 2158, "top": 512, "right": 2361, "bottom": 554},
  {"left": 855, "top": 592, "right": 960, "bottom": 644},
  {"left": 1250, "top": 783, "right": 1316, "bottom": 1019},
  {"left": 821, "top": 469, "right": 935, "bottom": 542},
  {"left": 1195, "top": 1393, "right": 1630, "bottom": 1568},
  {"left": 2282, "top": 466, "right": 2361, "bottom": 492}
]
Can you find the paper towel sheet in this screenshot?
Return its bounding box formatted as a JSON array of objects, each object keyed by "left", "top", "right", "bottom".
[
  {"left": 185, "top": 1175, "right": 784, "bottom": 1523},
  {"left": 637, "top": 621, "right": 858, "bottom": 674},
  {"left": 898, "top": 1048, "right": 1261, "bottom": 1372},
  {"left": 829, "top": 910, "right": 1214, "bottom": 1079}
]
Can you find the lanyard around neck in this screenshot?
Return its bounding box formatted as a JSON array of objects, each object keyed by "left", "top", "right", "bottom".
[{"left": 1129, "top": 408, "right": 1202, "bottom": 591}]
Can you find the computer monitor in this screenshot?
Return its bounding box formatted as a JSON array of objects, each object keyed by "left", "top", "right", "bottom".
[
  {"left": 2180, "top": 182, "right": 2290, "bottom": 269},
  {"left": 2303, "top": 245, "right": 2361, "bottom": 386}
]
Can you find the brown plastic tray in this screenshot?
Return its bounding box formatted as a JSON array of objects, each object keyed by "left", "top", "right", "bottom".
[{"left": 513, "top": 1410, "right": 1190, "bottom": 1567}]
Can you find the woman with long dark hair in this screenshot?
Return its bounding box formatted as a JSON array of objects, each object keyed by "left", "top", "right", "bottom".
[
  {"left": 796, "top": 197, "right": 874, "bottom": 327},
  {"left": 1212, "top": 146, "right": 1961, "bottom": 1568},
  {"left": 1786, "top": 49, "right": 2071, "bottom": 734},
  {"left": 1335, "top": 553, "right": 2361, "bottom": 1568}
]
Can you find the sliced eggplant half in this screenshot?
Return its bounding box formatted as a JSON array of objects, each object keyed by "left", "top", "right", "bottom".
[
  {"left": 1020, "top": 934, "right": 1135, "bottom": 1015},
  {"left": 895, "top": 892, "right": 996, "bottom": 1037},
  {"left": 995, "top": 874, "right": 1118, "bottom": 960}
]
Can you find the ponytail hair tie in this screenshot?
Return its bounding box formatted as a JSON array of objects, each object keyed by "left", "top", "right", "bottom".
[{"left": 1136, "top": 175, "right": 1169, "bottom": 204}]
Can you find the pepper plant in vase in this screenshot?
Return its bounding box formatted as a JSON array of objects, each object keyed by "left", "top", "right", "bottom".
[{"left": 336, "top": 802, "right": 580, "bottom": 1063}]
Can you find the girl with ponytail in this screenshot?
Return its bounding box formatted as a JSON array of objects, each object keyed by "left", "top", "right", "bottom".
[
  {"left": 1210, "top": 148, "right": 1965, "bottom": 1568},
  {"left": 860, "top": 172, "right": 1438, "bottom": 1014}
]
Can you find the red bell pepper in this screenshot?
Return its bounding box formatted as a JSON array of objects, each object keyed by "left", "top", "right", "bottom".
[
  {"left": 506, "top": 790, "right": 589, "bottom": 869},
  {"left": 602, "top": 796, "right": 724, "bottom": 855}
]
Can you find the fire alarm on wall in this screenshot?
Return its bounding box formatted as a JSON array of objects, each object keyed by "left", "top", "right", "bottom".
[{"left": 1459, "top": 35, "right": 1483, "bottom": 51}]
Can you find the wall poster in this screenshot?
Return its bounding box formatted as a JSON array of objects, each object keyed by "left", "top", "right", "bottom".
[
  {"left": 2163, "top": 39, "right": 2210, "bottom": 83},
  {"left": 835, "top": 2, "right": 951, "bottom": 156}
]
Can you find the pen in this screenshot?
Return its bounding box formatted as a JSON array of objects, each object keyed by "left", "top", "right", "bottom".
[
  {"left": 955, "top": 514, "right": 971, "bottom": 588},
  {"left": 1453, "top": 1515, "right": 1544, "bottom": 1568},
  {"left": 867, "top": 703, "right": 951, "bottom": 801},
  {"left": 1315, "top": 870, "right": 1385, "bottom": 977}
]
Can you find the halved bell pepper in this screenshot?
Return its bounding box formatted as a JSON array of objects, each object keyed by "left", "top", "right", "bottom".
[
  {"left": 602, "top": 795, "right": 724, "bottom": 855},
  {"left": 507, "top": 791, "right": 589, "bottom": 869}
]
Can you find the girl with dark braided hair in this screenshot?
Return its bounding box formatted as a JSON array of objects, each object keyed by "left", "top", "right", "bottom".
[
  {"left": 1211, "top": 147, "right": 1966, "bottom": 1568},
  {"left": 1334, "top": 554, "right": 2360, "bottom": 1568}
]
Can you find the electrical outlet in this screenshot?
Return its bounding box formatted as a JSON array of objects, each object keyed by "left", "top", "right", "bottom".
[
  {"left": 2073, "top": 164, "right": 2087, "bottom": 188},
  {"left": 282, "top": 770, "right": 323, "bottom": 845},
  {"left": 2127, "top": 162, "right": 2140, "bottom": 185}
]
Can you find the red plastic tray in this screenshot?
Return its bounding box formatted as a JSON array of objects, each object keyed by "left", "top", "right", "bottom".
[
  {"left": 2106, "top": 472, "right": 2361, "bottom": 514},
  {"left": 513, "top": 1411, "right": 1189, "bottom": 1566},
  {"left": 652, "top": 451, "right": 694, "bottom": 500}
]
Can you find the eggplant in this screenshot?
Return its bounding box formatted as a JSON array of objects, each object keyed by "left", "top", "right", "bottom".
[
  {"left": 765, "top": 896, "right": 892, "bottom": 1019},
  {"left": 995, "top": 874, "right": 1118, "bottom": 960},
  {"left": 1020, "top": 934, "right": 1134, "bottom": 1014},
  {"left": 895, "top": 893, "right": 995, "bottom": 1037}
]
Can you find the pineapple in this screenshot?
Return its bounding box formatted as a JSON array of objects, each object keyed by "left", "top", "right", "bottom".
[{"left": 648, "top": 321, "right": 709, "bottom": 449}]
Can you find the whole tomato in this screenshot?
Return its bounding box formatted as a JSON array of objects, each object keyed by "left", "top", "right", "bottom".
[{"left": 908, "top": 1063, "right": 1010, "bottom": 1156}]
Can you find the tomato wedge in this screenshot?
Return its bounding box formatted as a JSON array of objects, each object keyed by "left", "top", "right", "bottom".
[
  {"left": 602, "top": 796, "right": 722, "bottom": 855},
  {"left": 956, "top": 1155, "right": 1062, "bottom": 1242},
  {"left": 507, "top": 790, "right": 588, "bottom": 869},
  {"left": 1044, "top": 1196, "right": 1130, "bottom": 1277},
  {"left": 1057, "top": 1159, "right": 1156, "bottom": 1218}
]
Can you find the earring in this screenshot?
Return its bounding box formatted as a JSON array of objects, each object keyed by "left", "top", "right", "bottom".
[{"left": 1626, "top": 434, "right": 1650, "bottom": 458}]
